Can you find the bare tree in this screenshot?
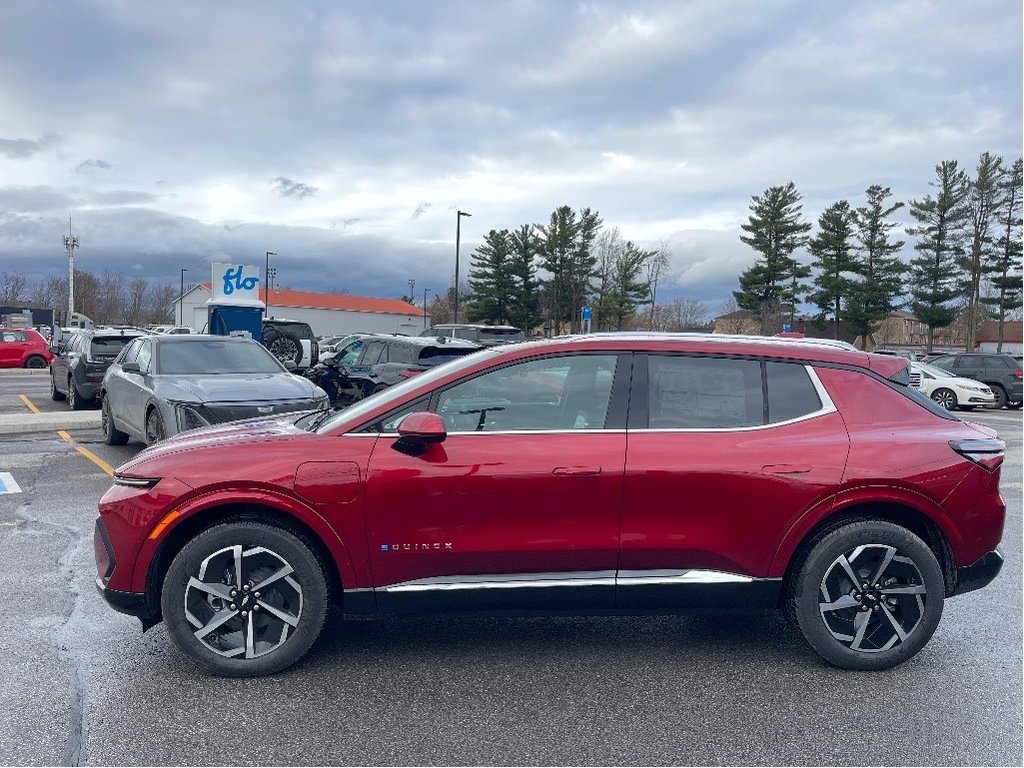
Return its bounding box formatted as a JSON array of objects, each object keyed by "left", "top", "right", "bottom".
[
  {"left": 98, "top": 269, "right": 126, "bottom": 324},
  {"left": 145, "top": 283, "right": 177, "bottom": 324},
  {"left": 645, "top": 241, "right": 671, "bottom": 329},
  {"left": 126, "top": 279, "right": 148, "bottom": 326},
  {"left": 0, "top": 271, "right": 28, "bottom": 304}
]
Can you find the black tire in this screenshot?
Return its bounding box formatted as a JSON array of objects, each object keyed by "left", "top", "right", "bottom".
[
  {"left": 24, "top": 355, "right": 47, "bottom": 369},
  {"left": 371, "top": 383, "right": 389, "bottom": 394},
  {"left": 789, "top": 520, "right": 944, "bottom": 671},
  {"left": 930, "top": 388, "right": 957, "bottom": 410},
  {"left": 68, "top": 379, "right": 86, "bottom": 411},
  {"left": 988, "top": 385, "right": 1007, "bottom": 409},
  {"left": 1007, "top": 400, "right": 1023, "bottom": 410},
  {"left": 145, "top": 407, "right": 166, "bottom": 445},
  {"left": 160, "top": 521, "right": 329, "bottom": 677},
  {"left": 102, "top": 396, "right": 129, "bottom": 446},
  {"left": 264, "top": 327, "right": 302, "bottom": 368},
  {"left": 50, "top": 372, "right": 66, "bottom": 401}
]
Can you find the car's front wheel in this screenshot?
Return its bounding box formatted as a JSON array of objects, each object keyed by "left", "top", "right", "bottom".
[
  {"left": 930, "top": 388, "right": 957, "bottom": 410},
  {"left": 988, "top": 385, "right": 1008, "bottom": 409},
  {"left": 789, "top": 520, "right": 944, "bottom": 670},
  {"left": 145, "top": 407, "right": 166, "bottom": 444},
  {"left": 161, "top": 521, "right": 329, "bottom": 676}
]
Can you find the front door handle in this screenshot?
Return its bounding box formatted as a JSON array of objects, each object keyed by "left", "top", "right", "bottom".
[{"left": 553, "top": 466, "right": 602, "bottom": 477}]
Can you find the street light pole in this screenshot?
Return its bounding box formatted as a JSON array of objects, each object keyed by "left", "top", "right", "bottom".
[
  {"left": 264, "top": 251, "right": 276, "bottom": 318},
  {"left": 453, "top": 210, "right": 471, "bottom": 324},
  {"left": 179, "top": 268, "right": 188, "bottom": 326},
  {"left": 423, "top": 288, "right": 432, "bottom": 328}
]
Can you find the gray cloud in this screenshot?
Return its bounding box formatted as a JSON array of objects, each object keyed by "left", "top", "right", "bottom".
[
  {"left": 272, "top": 177, "right": 318, "bottom": 200},
  {"left": 76, "top": 159, "right": 113, "bottom": 173},
  {"left": 411, "top": 202, "right": 432, "bottom": 220},
  {"left": 0, "top": 134, "right": 59, "bottom": 159}
]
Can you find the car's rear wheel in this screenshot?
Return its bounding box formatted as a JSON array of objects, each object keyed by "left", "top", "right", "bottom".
[
  {"left": 789, "top": 520, "right": 944, "bottom": 670},
  {"left": 24, "top": 355, "right": 47, "bottom": 369},
  {"left": 50, "top": 372, "right": 66, "bottom": 401},
  {"left": 161, "top": 521, "right": 329, "bottom": 677},
  {"left": 68, "top": 379, "right": 86, "bottom": 411},
  {"left": 102, "top": 396, "right": 129, "bottom": 446},
  {"left": 988, "top": 385, "right": 1007, "bottom": 409},
  {"left": 930, "top": 388, "right": 957, "bottom": 410},
  {"left": 145, "top": 407, "right": 166, "bottom": 444},
  {"left": 371, "top": 383, "right": 389, "bottom": 394}
]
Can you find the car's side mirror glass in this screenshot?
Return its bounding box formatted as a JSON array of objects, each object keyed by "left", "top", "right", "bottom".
[{"left": 121, "top": 362, "right": 141, "bottom": 373}]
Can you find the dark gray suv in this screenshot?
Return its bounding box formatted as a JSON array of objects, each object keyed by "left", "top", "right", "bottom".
[
  {"left": 927, "top": 352, "right": 1023, "bottom": 409},
  {"left": 50, "top": 327, "right": 147, "bottom": 409}
]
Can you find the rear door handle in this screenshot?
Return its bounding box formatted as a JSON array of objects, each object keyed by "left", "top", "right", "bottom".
[
  {"left": 761, "top": 464, "right": 811, "bottom": 475},
  {"left": 553, "top": 466, "right": 602, "bottom": 477}
]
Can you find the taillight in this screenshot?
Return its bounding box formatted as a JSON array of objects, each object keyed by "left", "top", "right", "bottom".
[
  {"left": 950, "top": 438, "right": 1005, "bottom": 471},
  {"left": 1013, "top": 369, "right": 1022, "bottom": 379}
]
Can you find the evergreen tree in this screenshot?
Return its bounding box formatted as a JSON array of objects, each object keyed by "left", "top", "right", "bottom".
[
  {"left": 963, "top": 152, "right": 1006, "bottom": 349},
  {"left": 807, "top": 200, "right": 857, "bottom": 338},
  {"left": 506, "top": 224, "right": 542, "bottom": 332},
  {"left": 981, "top": 157, "right": 1023, "bottom": 351},
  {"left": 734, "top": 182, "right": 812, "bottom": 334},
  {"left": 467, "top": 229, "right": 517, "bottom": 324},
  {"left": 846, "top": 185, "right": 906, "bottom": 349},
  {"left": 602, "top": 241, "right": 654, "bottom": 330},
  {"left": 537, "top": 206, "right": 602, "bottom": 333},
  {"left": 907, "top": 160, "right": 971, "bottom": 351}
]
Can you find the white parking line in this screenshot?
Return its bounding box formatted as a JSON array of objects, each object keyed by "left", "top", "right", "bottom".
[{"left": 0, "top": 472, "right": 23, "bottom": 494}]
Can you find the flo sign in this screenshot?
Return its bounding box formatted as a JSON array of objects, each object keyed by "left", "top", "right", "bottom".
[{"left": 211, "top": 263, "right": 261, "bottom": 302}]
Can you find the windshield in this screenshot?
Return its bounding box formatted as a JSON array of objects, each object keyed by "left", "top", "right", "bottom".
[
  {"left": 157, "top": 339, "right": 285, "bottom": 375},
  {"left": 312, "top": 347, "right": 497, "bottom": 433}
]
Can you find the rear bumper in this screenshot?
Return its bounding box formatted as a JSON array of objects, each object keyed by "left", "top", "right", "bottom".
[{"left": 952, "top": 550, "right": 1003, "bottom": 596}]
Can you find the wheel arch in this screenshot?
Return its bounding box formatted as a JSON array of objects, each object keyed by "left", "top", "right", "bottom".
[
  {"left": 775, "top": 501, "right": 958, "bottom": 602},
  {"left": 140, "top": 497, "right": 352, "bottom": 626}
]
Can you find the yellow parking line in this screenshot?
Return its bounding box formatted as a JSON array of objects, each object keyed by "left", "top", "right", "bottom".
[
  {"left": 19, "top": 394, "right": 40, "bottom": 414},
  {"left": 57, "top": 430, "right": 115, "bottom": 476}
]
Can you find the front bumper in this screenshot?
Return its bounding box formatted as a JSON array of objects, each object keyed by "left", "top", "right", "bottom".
[
  {"left": 94, "top": 516, "right": 161, "bottom": 629},
  {"left": 952, "top": 549, "right": 1003, "bottom": 596}
]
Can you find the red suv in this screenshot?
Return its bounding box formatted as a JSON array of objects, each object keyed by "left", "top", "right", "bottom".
[
  {"left": 93, "top": 334, "right": 1006, "bottom": 676},
  {"left": 0, "top": 327, "right": 53, "bottom": 368}
]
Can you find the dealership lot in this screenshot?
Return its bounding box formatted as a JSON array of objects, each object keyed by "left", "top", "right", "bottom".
[{"left": 0, "top": 370, "right": 1020, "bottom": 766}]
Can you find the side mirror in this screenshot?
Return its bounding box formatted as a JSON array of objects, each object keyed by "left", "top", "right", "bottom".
[
  {"left": 121, "top": 362, "right": 141, "bottom": 374},
  {"left": 49, "top": 342, "right": 61, "bottom": 353},
  {"left": 392, "top": 411, "right": 446, "bottom": 456}
]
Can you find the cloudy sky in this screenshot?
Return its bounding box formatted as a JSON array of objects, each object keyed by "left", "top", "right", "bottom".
[{"left": 1, "top": 0, "right": 1020, "bottom": 313}]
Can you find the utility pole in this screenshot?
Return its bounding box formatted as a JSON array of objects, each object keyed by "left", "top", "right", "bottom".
[
  {"left": 63, "top": 217, "right": 79, "bottom": 324},
  {"left": 408, "top": 278, "right": 416, "bottom": 303},
  {"left": 264, "top": 251, "right": 276, "bottom": 318}
]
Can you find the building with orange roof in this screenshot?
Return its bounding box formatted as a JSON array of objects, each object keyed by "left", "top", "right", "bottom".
[{"left": 176, "top": 283, "right": 429, "bottom": 336}]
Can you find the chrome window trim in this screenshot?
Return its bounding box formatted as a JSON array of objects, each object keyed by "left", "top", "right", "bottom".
[{"left": 379, "top": 569, "right": 778, "bottom": 593}]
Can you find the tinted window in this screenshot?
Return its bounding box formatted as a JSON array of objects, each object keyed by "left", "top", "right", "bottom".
[
  {"left": 388, "top": 343, "right": 417, "bottom": 365},
  {"left": 91, "top": 336, "right": 137, "bottom": 358},
  {"left": 156, "top": 340, "right": 283, "bottom": 374},
  {"left": 335, "top": 340, "right": 364, "bottom": 367},
  {"left": 766, "top": 362, "right": 821, "bottom": 423},
  {"left": 648, "top": 356, "right": 763, "bottom": 429},
  {"left": 437, "top": 354, "right": 617, "bottom": 432},
  {"left": 361, "top": 341, "right": 386, "bottom": 365},
  {"left": 478, "top": 328, "right": 525, "bottom": 342}
]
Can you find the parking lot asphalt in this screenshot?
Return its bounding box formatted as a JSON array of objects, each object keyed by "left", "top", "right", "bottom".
[{"left": 0, "top": 370, "right": 1021, "bottom": 766}]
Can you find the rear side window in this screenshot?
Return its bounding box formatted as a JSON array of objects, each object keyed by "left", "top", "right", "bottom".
[
  {"left": 648, "top": 356, "right": 763, "bottom": 429},
  {"left": 766, "top": 362, "right": 822, "bottom": 423}
]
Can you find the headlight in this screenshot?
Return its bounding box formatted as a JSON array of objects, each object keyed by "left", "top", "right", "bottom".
[
  {"left": 113, "top": 474, "right": 159, "bottom": 488},
  {"left": 172, "top": 402, "right": 211, "bottom": 432}
]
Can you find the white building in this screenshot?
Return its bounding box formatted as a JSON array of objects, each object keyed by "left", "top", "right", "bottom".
[{"left": 175, "top": 284, "right": 429, "bottom": 336}]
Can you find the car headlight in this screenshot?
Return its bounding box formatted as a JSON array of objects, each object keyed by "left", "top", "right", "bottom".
[{"left": 172, "top": 402, "right": 211, "bottom": 432}]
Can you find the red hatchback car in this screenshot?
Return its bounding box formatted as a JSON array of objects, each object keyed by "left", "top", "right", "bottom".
[
  {"left": 94, "top": 334, "right": 1006, "bottom": 676},
  {"left": 0, "top": 327, "right": 53, "bottom": 368}
]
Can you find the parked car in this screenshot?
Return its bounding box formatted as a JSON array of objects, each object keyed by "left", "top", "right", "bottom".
[
  {"left": 925, "top": 352, "right": 1023, "bottom": 409},
  {"left": 99, "top": 334, "right": 328, "bottom": 446},
  {"left": 910, "top": 361, "right": 995, "bottom": 411},
  {"left": 316, "top": 334, "right": 351, "bottom": 355},
  {"left": 875, "top": 349, "right": 916, "bottom": 361},
  {"left": 0, "top": 327, "right": 53, "bottom": 369},
  {"left": 421, "top": 323, "right": 525, "bottom": 347},
  {"left": 50, "top": 326, "right": 148, "bottom": 409},
  {"left": 305, "top": 333, "right": 481, "bottom": 406},
  {"left": 262, "top": 318, "right": 319, "bottom": 372},
  {"left": 94, "top": 334, "right": 1006, "bottom": 677}
]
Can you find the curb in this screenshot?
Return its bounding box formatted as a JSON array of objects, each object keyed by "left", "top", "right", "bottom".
[
  {"left": 0, "top": 368, "right": 49, "bottom": 376},
  {"left": 0, "top": 411, "right": 101, "bottom": 435}
]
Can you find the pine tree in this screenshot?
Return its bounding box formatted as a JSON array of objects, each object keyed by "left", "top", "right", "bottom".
[
  {"left": 537, "top": 206, "right": 602, "bottom": 333},
  {"left": 907, "top": 161, "right": 971, "bottom": 351},
  {"left": 734, "top": 182, "right": 812, "bottom": 334},
  {"left": 807, "top": 200, "right": 856, "bottom": 339},
  {"left": 467, "top": 229, "right": 516, "bottom": 324},
  {"left": 964, "top": 152, "right": 1006, "bottom": 349},
  {"left": 506, "top": 224, "right": 542, "bottom": 332},
  {"left": 981, "top": 157, "right": 1023, "bottom": 352},
  {"left": 846, "top": 186, "right": 906, "bottom": 349}
]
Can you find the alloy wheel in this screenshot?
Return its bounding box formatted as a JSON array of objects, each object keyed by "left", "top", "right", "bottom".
[
  {"left": 184, "top": 544, "right": 303, "bottom": 659},
  {"left": 931, "top": 389, "right": 956, "bottom": 410},
  {"left": 818, "top": 543, "right": 927, "bottom": 653}
]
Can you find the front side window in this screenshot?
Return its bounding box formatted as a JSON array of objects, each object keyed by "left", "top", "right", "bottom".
[
  {"left": 437, "top": 354, "right": 617, "bottom": 432},
  {"left": 119, "top": 338, "right": 144, "bottom": 364},
  {"left": 136, "top": 339, "right": 153, "bottom": 373}
]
